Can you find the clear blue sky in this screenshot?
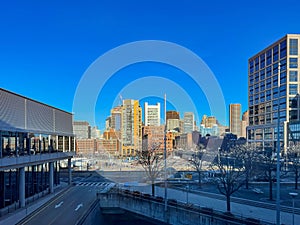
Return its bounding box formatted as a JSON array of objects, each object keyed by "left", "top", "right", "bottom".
[{"left": 1, "top": 0, "right": 300, "bottom": 130}]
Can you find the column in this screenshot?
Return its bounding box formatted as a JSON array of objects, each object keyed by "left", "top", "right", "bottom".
[
  {"left": 49, "top": 162, "right": 54, "bottom": 193},
  {"left": 68, "top": 158, "right": 72, "bottom": 185},
  {"left": 63, "top": 136, "right": 65, "bottom": 152},
  {"left": 15, "top": 133, "right": 18, "bottom": 156},
  {"left": 19, "top": 167, "right": 25, "bottom": 208},
  {"left": 26, "top": 137, "right": 31, "bottom": 155},
  {"left": 68, "top": 136, "right": 71, "bottom": 152},
  {"left": 56, "top": 135, "right": 59, "bottom": 151}
]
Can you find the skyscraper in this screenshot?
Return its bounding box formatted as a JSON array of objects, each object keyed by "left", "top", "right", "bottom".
[
  {"left": 166, "top": 111, "right": 180, "bottom": 120},
  {"left": 247, "top": 34, "right": 300, "bottom": 150},
  {"left": 121, "top": 99, "right": 142, "bottom": 156},
  {"left": 183, "top": 112, "right": 195, "bottom": 133},
  {"left": 144, "top": 102, "right": 160, "bottom": 126},
  {"left": 229, "top": 104, "right": 241, "bottom": 137},
  {"left": 111, "top": 106, "right": 122, "bottom": 131},
  {"left": 240, "top": 110, "right": 249, "bottom": 138},
  {"left": 73, "top": 121, "right": 91, "bottom": 139}
]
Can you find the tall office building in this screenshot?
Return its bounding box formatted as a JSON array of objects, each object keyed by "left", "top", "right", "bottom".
[
  {"left": 167, "top": 119, "right": 180, "bottom": 131},
  {"left": 111, "top": 106, "right": 122, "bottom": 131},
  {"left": 91, "top": 126, "right": 101, "bottom": 139},
  {"left": 240, "top": 110, "right": 249, "bottom": 138},
  {"left": 229, "top": 104, "right": 242, "bottom": 137},
  {"left": 73, "top": 121, "right": 91, "bottom": 139},
  {"left": 247, "top": 34, "right": 300, "bottom": 151},
  {"left": 183, "top": 112, "right": 195, "bottom": 133},
  {"left": 144, "top": 102, "right": 160, "bottom": 126},
  {"left": 201, "top": 115, "right": 217, "bottom": 128},
  {"left": 166, "top": 111, "right": 180, "bottom": 120},
  {"left": 121, "top": 99, "right": 142, "bottom": 156}
]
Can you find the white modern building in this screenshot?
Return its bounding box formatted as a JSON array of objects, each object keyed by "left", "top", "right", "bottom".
[{"left": 144, "top": 102, "right": 160, "bottom": 126}]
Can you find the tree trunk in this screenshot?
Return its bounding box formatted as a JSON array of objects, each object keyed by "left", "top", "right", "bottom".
[
  {"left": 295, "top": 169, "right": 298, "bottom": 190},
  {"left": 269, "top": 170, "right": 273, "bottom": 200},
  {"left": 226, "top": 194, "right": 231, "bottom": 212},
  {"left": 151, "top": 182, "right": 155, "bottom": 196},
  {"left": 245, "top": 171, "right": 249, "bottom": 189}
]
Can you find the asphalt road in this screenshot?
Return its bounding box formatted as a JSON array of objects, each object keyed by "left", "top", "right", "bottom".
[{"left": 19, "top": 182, "right": 111, "bottom": 225}]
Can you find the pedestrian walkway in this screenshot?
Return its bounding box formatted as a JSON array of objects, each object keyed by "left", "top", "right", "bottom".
[
  {"left": 130, "top": 184, "right": 300, "bottom": 225},
  {"left": 0, "top": 182, "right": 69, "bottom": 225}
]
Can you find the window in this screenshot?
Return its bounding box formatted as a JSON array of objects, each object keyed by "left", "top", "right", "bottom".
[
  {"left": 290, "top": 58, "right": 298, "bottom": 68},
  {"left": 290, "top": 39, "right": 298, "bottom": 55},
  {"left": 260, "top": 53, "right": 265, "bottom": 69},
  {"left": 280, "top": 40, "right": 287, "bottom": 59},
  {"left": 266, "top": 66, "right": 272, "bottom": 77},
  {"left": 273, "top": 63, "right": 278, "bottom": 74},
  {"left": 290, "top": 71, "right": 298, "bottom": 82},
  {"left": 289, "top": 84, "right": 298, "bottom": 95},
  {"left": 273, "top": 45, "right": 279, "bottom": 62},
  {"left": 280, "top": 71, "right": 287, "bottom": 84},
  {"left": 280, "top": 58, "right": 286, "bottom": 71},
  {"left": 260, "top": 70, "right": 265, "bottom": 80},
  {"left": 249, "top": 60, "right": 254, "bottom": 74},
  {"left": 280, "top": 86, "right": 286, "bottom": 97},
  {"left": 255, "top": 57, "right": 259, "bottom": 71},
  {"left": 267, "top": 49, "right": 272, "bottom": 65}
]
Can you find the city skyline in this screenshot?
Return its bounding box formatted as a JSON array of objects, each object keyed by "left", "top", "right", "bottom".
[{"left": 1, "top": 1, "right": 300, "bottom": 131}]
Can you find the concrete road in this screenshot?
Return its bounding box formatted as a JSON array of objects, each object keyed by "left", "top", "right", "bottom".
[{"left": 20, "top": 182, "right": 111, "bottom": 225}]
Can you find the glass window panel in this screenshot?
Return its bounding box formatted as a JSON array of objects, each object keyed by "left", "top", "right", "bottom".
[
  {"left": 290, "top": 71, "right": 298, "bottom": 82},
  {"left": 290, "top": 58, "right": 298, "bottom": 68},
  {"left": 290, "top": 39, "right": 298, "bottom": 55}
]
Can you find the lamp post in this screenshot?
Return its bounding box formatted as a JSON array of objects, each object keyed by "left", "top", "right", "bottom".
[
  {"left": 289, "top": 192, "right": 298, "bottom": 225},
  {"left": 276, "top": 62, "right": 281, "bottom": 225},
  {"left": 164, "top": 94, "right": 168, "bottom": 214},
  {"left": 186, "top": 183, "right": 190, "bottom": 204}
]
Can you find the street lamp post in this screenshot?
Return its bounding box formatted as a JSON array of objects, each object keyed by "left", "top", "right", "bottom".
[
  {"left": 276, "top": 63, "right": 281, "bottom": 225},
  {"left": 289, "top": 192, "right": 298, "bottom": 225},
  {"left": 186, "top": 183, "right": 190, "bottom": 204}
]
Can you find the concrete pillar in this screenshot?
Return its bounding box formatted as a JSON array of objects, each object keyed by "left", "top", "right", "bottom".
[
  {"left": 68, "top": 158, "right": 72, "bottom": 185},
  {"left": 15, "top": 133, "right": 18, "bottom": 156},
  {"left": 27, "top": 137, "right": 31, "bottom": 155},
  {"left": 63, "top": 136, "right": 65, "bottom": 152},
  {"left": 49, "top": 162, "right": 54, "bottom": 193},
  {"left": 56, "top": 135, "right": 59, "bottom": 151},
  {"left": 68, "top": 136, "right": 71, "bottom": 152},
  {"left": 19, "top": 167, "right": 25, "bottom": 208}
]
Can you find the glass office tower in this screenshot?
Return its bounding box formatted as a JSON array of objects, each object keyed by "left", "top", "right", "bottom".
[{"left": 247, "top": 34, "right": 300, "bottom": 152}]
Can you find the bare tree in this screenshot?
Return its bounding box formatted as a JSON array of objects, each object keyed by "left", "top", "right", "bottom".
[
  {"left": 287, "top": 143, "right": 300, "bottom": 189},
  {"left": 256, "top": 149, "right": 287, "bottom": 200},
  {"left": 136, "top": 142, "right": 164, "bottom": 196},
  {"left": 189, "top": 144, "right": 205, "bottom": 188},
  {"left": 237, "top": 144, "right": 260, "bottom": 189},
  {"left": 210, "top": 148, "right": 246, "bottom": 212}
]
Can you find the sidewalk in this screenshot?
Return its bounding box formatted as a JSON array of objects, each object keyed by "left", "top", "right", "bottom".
[{"left": 0, "top": 182, "right": 70, "bottom": 225}]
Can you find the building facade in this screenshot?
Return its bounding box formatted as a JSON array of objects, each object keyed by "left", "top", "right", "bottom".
[
  {"left": 0, "top": 88, "right": 74, "bottom": 214},
  {"left": 183, "top": 112, "right": 195, "bottom": 134},
  {"left": 247, "top": 34, "right": 300, "bottom": 152},
  {"left": 73, "top": 121, "right": 90, "bottom": 139},
  {"left": 111, "top": 106, "right": 122, "bottom": 131},
  {"left": 121, "top": 99, "right": 142, "bottom": 157},
  {"left": 144, "top": 102, "right": 160, "bottom": 126},
  {"left": 229, "top": 104, "right": 242, "bottom": 137}
]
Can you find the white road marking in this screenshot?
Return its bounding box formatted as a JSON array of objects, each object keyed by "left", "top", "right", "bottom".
[
  {"left": 75, "top": 203, "right": 83, "bottom": 211},
  {"left": 55, "top": 201, "right": 64, "bottom": 209}
]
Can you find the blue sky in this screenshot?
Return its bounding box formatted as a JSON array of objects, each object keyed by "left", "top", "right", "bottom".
[{"left": 1, "top": 0, "right": 300, "bottom": 130}]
